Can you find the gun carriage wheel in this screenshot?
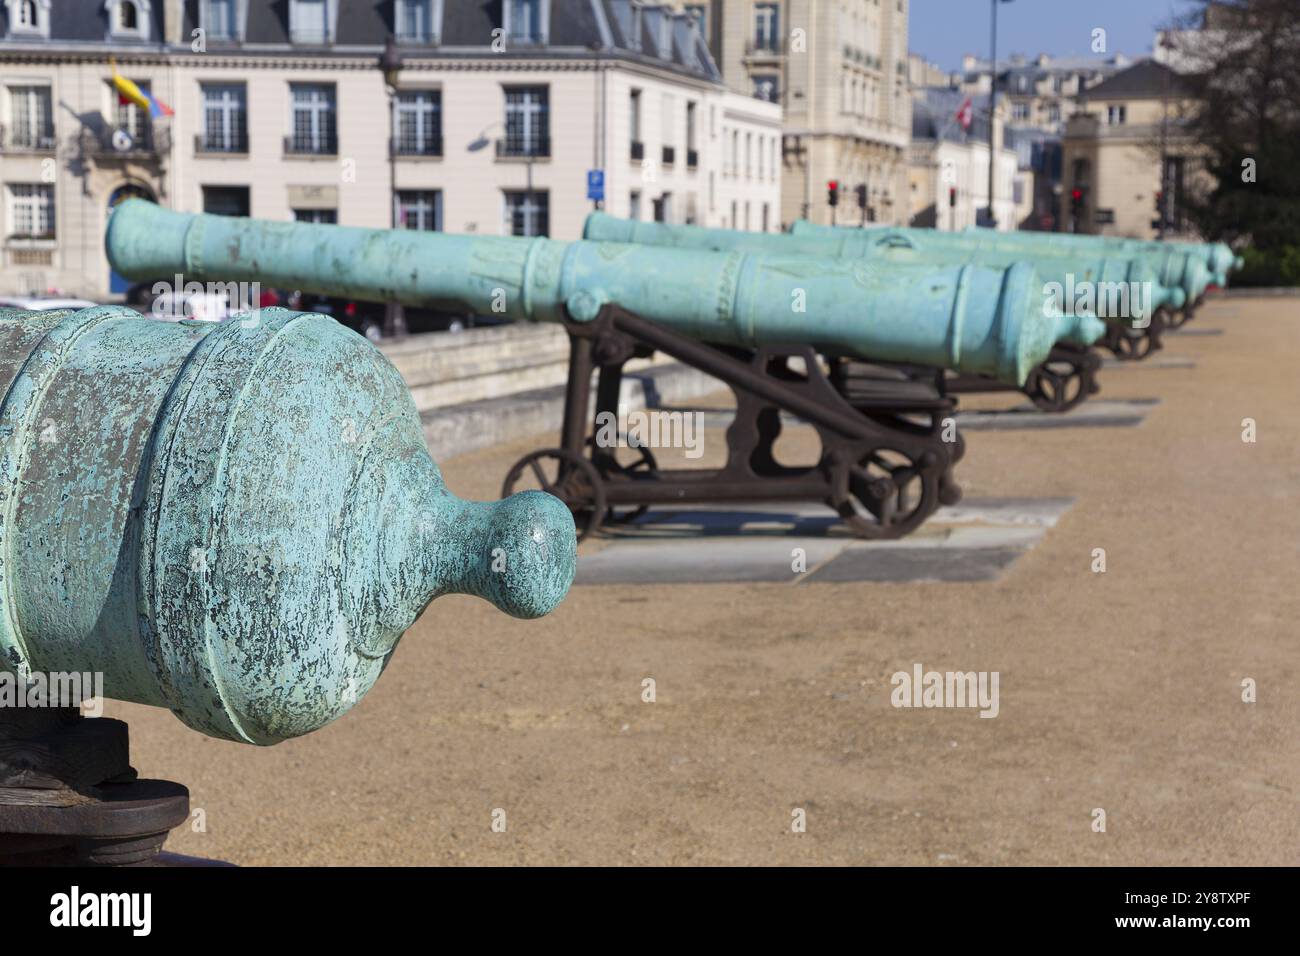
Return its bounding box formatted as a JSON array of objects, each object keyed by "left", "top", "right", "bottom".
[
  {"left": 1102, "top": 307, "right": 1168, "bottom": 362},
  {"left": 1022, "top": 346, "right": 1102, "bottom": 413},
  {"left": 1165, "top": 310, "right": 1190, "bottom": 330},
  {"left": 831, "top": 445, "right": 947, "bottom": 539},
  {"left": 502, "top": 448, "right": 607, "bottom": 542}
]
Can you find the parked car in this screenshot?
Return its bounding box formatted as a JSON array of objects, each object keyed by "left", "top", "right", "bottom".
[
  {"left": 281, "top": 290, "right": 384, "bottom": 342},
  {"left": 147, "top": 289, "right": 234, "bottom": 323},
  {"left": 276, "top": 291, "right": 510, "bottom": 340},
  {"left": 0, "top": 295, "right": 98, "bottom": 311},
  {"left": 123, "top": 281, "right": 507, "bottom": 340}
]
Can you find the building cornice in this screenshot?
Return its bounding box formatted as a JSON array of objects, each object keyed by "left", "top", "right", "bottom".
[
  {"left": 0, "top": 46, "right": 736, "bottom": 96},
  {"left": 0, "top": 43, "right": 725, "bottom": 85}
]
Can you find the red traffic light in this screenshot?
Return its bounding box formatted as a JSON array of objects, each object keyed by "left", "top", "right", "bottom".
[
  {"left": 1071, "top": 189, "right": 1083, "bottom": 202},
  {"left": 828, "top": 180, "right": 838, "bottom": 191}
]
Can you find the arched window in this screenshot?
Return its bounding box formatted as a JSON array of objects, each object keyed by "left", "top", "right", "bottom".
[
  {"left": 118, "top": 0, "right": 137, "bottom": 30},
  {"left": 18, "top": 0, "right": 37, "bottom": 26}
]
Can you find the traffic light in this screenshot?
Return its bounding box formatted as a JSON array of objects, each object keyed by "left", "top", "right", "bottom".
[
  {"left": 948, "top": 187, "right": 957, "bottom": 208},
  {"left": 855, "top": 184, "right": 868, "bottom": 209},
  {"left": 1070, "top": 187, "right": 1084, "bottom": 215},
  {"left": 827, "top": 180, "right": 839, "bottom": 207}
]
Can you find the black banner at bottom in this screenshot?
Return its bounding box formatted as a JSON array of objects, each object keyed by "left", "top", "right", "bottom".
[{"left": 0, "top": 864, "right": 1285, "bottom": 942}]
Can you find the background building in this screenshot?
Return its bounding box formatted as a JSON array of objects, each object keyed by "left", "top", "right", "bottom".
[
  {"left": 1061, "top": 58, "right": 1202, "bottom": 240},
  {"left": 669, "top": 0, "right": 911, "bottom": 228},
  {"left": 906, "top": 87, "right": 1017, "bottom": 231},
  {"left": 0, "top": 0, "right": 781, "bottom": 300},
  {"left": 956, "top": 52, "right": 1130, "bottom": 137}
]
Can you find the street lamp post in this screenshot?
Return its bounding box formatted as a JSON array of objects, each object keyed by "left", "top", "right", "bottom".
[
  {"left": 986, "top": 0, "right": 1013, "bottom": 230},
  {"left": 1156, "top": 34, "right": 1176, "bottom": 242},
  {"left": 380, "top": 34, "right": 407, "bottom": 339}
]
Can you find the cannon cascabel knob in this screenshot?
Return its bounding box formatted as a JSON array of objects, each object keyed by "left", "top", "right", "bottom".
[{"left": 0, "top": 306, "right": 576, "bottom": 745}]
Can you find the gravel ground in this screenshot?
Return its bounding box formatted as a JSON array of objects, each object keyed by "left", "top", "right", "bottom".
[{"left": 118, "top": 294, "right": 1299, "bottom": 865}]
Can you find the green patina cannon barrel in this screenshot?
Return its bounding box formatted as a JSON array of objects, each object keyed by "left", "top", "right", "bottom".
[
  {"left": 967, "top": 229, "right": 1236, "bottom": 288},
  {"left": 790, "top": 220, "right": 1221, "bottom": 306},
  {"left": 0, "top": 306, "right": 576, "bottom": 745},
  {"left": 107, "top": 200, "right": 1089, "bottom": 387},
  {"left": 583, "top": 211, "right": 1162, "bottom": 330},
  {"left": 950, "top": 226, "right": 1236, "bottom": 291}
]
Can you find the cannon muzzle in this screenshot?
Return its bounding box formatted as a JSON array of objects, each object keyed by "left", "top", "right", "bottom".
[
  {"left": 0, "top": 306, "right": 576, "bottom": 745},
  {"left": 108, "top": 200, "right": 1082, "bottom": 386}
]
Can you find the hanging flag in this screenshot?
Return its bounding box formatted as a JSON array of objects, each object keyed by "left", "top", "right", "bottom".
[
  {"left": 955, "top": 97, "right": 973, "bottom": 132},
  {"left": 110, "top": 58, "right": 173, "bottom": 119}
]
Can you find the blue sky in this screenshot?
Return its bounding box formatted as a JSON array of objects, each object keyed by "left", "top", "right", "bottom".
[{"left": 910, "top": 0, "right": 1198, "bottom": 72}]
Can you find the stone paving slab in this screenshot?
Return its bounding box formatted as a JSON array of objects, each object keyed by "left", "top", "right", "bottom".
[
  {"left": 955, "top": 398, "right": 1159, "bottom": 431},
  {"left": 678, "top": 398, "right": 1159, "bottom": 433},
  {"left": 1100, "top": 354, "right": 1196, "bottom": 370},
  {"left": 574, "top": 498, "right": 1075, "bottom": 586}
]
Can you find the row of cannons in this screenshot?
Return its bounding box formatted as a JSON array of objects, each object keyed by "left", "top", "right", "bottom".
[{"left": 0, "top": 200, "right": 1237, "bottom": 863}]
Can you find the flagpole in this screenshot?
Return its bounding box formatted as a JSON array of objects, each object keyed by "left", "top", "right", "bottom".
[{"left": 987, "top": 0, "right": 998, "bottom": 229}]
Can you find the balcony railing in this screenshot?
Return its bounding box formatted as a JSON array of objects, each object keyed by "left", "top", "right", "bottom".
[
  {"left": 391, "top": 135, "right": 444, "bottom": 158},
  {"left": 630, "top": 140, "right": 644, "bottom": 161},
  {"left": 496, "top": 136, "right": 550, "bottom": 158},
  {"left": 745, "top": 37, "right": 785, "bottom": 56},
  {"left": 81, "top": 125, "right": 168, "bottom": 160},
  {"left": 195, "top": 130, "right": 249, "bottom": 154},
  {"left": 842, "top": 45, "right": 882, "bottom": 70},
  {"left": 0, "top": 123, "right": 56, "bottom": 153},
  {"left": 662, "top": 145, "right": 675, "bottom": 166},
  {"left": 284, "top": 132, "right": 338, "bottom": 156}
]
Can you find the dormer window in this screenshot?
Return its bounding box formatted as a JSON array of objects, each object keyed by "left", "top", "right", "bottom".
[
  {"left": 204, "top": 0, "right": 241, "bottom": 41},
  {"left": 107, "top": 0, "right": 150, "bottom": 40},
  {"left": 6, "top": 0, "right": 51, "bottom": 37},
  {"left": 290, "top": 0, "right": 333, "bottom": 45},
  {"left": 395, "top": 0, "right": 440, "bottom": 43},
  {"left": 505, "top": 0, "right": 547, "bottom": 45}
]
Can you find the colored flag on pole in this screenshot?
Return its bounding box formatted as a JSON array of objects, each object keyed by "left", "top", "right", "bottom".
[
  {"left": 955, "top": 97, "right": 973, "bottom": 132},
  {"left": 110, "top": 58, "right": 173, "bottom": 119}
]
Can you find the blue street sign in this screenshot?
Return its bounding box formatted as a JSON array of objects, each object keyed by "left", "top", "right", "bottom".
[{"left": 586, "top": 169, "right": 605, "bottom": 202}]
